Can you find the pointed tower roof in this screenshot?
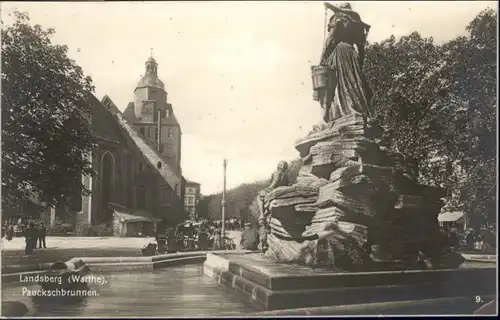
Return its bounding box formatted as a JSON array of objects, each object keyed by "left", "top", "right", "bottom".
[{"left": 135, "top": 56, "right": 165, "bottom": 91}]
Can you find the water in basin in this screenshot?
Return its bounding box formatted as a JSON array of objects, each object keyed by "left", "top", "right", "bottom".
[{"left": 1, "top": 264, "right": 256, "bottom": 317}]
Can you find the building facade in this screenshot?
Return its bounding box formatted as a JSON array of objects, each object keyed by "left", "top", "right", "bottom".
[{"left": 184, "top": 181, "right": 201, "bottom": 221}]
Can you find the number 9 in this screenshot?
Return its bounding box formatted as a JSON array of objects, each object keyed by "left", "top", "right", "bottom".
[{"left": 475, "top": 296, "right": 482, "bottom": 303}]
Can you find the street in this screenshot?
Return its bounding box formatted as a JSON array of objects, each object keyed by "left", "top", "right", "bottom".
[{"left": 1, "top": 231, "right": 242, "bottom": 267}]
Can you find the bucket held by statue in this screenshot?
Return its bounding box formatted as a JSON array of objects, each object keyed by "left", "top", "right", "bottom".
[{"left": 311, "top": 65, "right": 334, "bottom": 91}]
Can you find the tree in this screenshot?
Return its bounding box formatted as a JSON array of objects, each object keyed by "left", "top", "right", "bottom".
[
  {"left": 1, "top": 12, "right": 96, "bottom": 209},
  {"left": 363, "top": 8, "right": 497, "bottom": 230},
  {"left": 454, "top": 8, "right": 497, "bottom": 229},
  {"left": 364, "top": 32, "right": 450, "bottom": 181}
]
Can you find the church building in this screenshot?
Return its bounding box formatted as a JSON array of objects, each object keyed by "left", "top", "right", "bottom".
[{"left": 3, "top": 56, "right": 190, "bottom": 236}]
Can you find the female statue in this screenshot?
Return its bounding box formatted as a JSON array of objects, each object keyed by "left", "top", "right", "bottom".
[{"left": 314, "top": 2, "right": 374, "bottom": 123}]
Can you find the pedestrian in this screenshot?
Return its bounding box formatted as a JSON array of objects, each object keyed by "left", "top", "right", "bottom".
[
  {"left": 24, "top": 222, "right": 37, "bottom": 255},
  {"left": 213, "top": 228, "right": 222, "bottom": 250},
  {"left": 6, "top": 224, "right": 14, "bottom": 241},
  {"left": 198, "top": 227, "right": 209, "bottom": 251},
  {"left": 38, "top": 223, "right": 47, "bottom": 249}
]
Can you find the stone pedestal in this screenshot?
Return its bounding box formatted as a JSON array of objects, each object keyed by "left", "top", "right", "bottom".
[
  {"left": 204, "top": 252, "right": 496, "bottom": 312},
  {"left": 261, "top": 114, "right": 463, "bottom": 271}
]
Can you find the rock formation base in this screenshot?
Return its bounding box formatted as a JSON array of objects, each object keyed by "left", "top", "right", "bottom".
[{"left": 262, "top": 113, "right": 464, "bottom": 271}]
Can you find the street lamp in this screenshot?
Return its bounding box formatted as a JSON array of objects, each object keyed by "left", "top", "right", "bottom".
[{"left": 221, "top": 159, "right": 227, "bottom": 237}]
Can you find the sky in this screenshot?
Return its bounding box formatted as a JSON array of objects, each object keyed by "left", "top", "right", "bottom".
[{"left": 1, "top": 1, "right": 496, "bottom": 195}]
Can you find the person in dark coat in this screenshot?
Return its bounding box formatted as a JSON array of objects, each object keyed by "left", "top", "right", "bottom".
[
  {"left": 198, "top": 227, "right": 209, "bottom": 251},
  {"left": 38, "top": 223, "right": 47, "bottom": 249},
  {"left": 6, "top": 225, "right": 14, "bottom": 241},
  {"left": 24, "top": 222, "right": 37, "bottom": 255},
  {"left": 240, "top": 222, "right": 260, "bottom": 251}
]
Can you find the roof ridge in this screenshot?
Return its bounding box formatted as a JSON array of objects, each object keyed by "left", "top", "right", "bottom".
[
  {"left": 101, "top": 95, "right": 182, "bottom": 196},
  {"left": 116, "top": 112, "right": 181, "bottom": 192}
]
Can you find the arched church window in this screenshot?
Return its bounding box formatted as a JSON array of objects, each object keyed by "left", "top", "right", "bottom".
[
  {"left": 168, "top": 128, "right": 173, "bottom": 138},
  {"left": 165, "top": 109, "right": 170, "bottom": 118},
  {"left": 100, "top": 152, "right": 115, "bottom": 219}
]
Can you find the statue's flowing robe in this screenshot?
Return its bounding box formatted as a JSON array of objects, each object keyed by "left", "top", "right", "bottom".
[{"left": 319, "top": 13, "right": 373, "bottom": 122}]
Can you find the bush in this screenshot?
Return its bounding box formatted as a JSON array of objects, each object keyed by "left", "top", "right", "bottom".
[
  {"left": 47, "top": 219, "right": 73, "bottom": 235},
  {"left": 87, "top": 224, "right": 114, "bottom": 236},
  {"left": 74, "top": 223, "right": 90, "bottom": 236}
]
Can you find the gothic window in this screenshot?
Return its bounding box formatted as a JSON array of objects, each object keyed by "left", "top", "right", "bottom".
[
  {"left": 100, "top": 152, "right": 115, "bottom": 214},
  {"left": 161, "top": 187, "right": 168, "bottom": 201},
  {"left": 140, "top": 127, "right": 145, "bottom": 136},
  {"left": 168, "top": 128, "right": 173, "bottom": 138},
  {"left": 165, "top": 109, "right": 170, "bottom": 118}
]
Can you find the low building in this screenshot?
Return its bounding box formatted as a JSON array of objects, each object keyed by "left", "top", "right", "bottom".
[
  {"left": 111, "top": 203, "right": 161, "bottom": 237},
  {"left": 438, "top": 211, "right": 466, "bottom": 231}
]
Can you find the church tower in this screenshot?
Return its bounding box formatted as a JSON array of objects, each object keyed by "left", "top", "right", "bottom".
[{"left": 123, "top": 55, "right": 182, "bottom": 176}]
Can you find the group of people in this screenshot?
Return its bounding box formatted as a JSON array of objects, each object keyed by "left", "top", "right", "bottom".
[
  {"left": 205, "top": 219, "right": 241, "bottom": 232},
  {"left": 158, "top": 221, "right": 231, "bottom": 253},
  {"left": 1, "top": 219, "right": 47, "bottom": 254},
  {"left": 146, "top": 217, "right": 265, "bottom": 255},
  {"left": 23, "top": 222, "right": 47, "bottom": 254}
]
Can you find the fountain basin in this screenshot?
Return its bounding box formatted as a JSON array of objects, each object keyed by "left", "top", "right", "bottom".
[{"left": 1, "top": 250, "right": 256, "bottom": 317}]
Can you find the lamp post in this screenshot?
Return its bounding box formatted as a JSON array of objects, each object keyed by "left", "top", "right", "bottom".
[{"left": 221, "top": 159, "right": 227, "bottom": 238}]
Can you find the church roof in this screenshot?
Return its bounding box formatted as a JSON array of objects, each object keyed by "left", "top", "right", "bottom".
[
  {"left": 122, "top": 101, "right": 182, "bottom": 131},
  {"left": 185, "top": 180, "right": 201, "bottom": 186},
  {"left": 110, "top": 203, "right": 161, "bottom": 223},
  {"left": 88, "top": 94, "right": 125, "bottom": 144},
  {"left": 101, "top": 95, "right": 182, "bottom": 194},
  {"left": 123, "top": 102, "right": 137, "bottom": 121},
  {"left": 135, "top": 74, "right": 165, "bottom": 90},
  {"left": 135, "top": 56, "right": 165, "bottom": 91}
]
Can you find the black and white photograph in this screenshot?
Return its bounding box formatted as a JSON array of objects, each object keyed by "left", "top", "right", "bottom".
[{"left": 0, "top": 1, "right": 497, "bottom": 317}]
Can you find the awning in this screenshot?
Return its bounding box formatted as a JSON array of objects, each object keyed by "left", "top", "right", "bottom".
[
  {"left": 113, "top": 209, "right": 161, "bottom": 223},
  {"left": 438, "top": 211, "right": 465, "bottom": 223}
]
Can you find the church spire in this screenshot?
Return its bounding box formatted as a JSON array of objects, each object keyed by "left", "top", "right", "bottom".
[{"left": 145, "top": 53, "right": 158, "bottom": 76}]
